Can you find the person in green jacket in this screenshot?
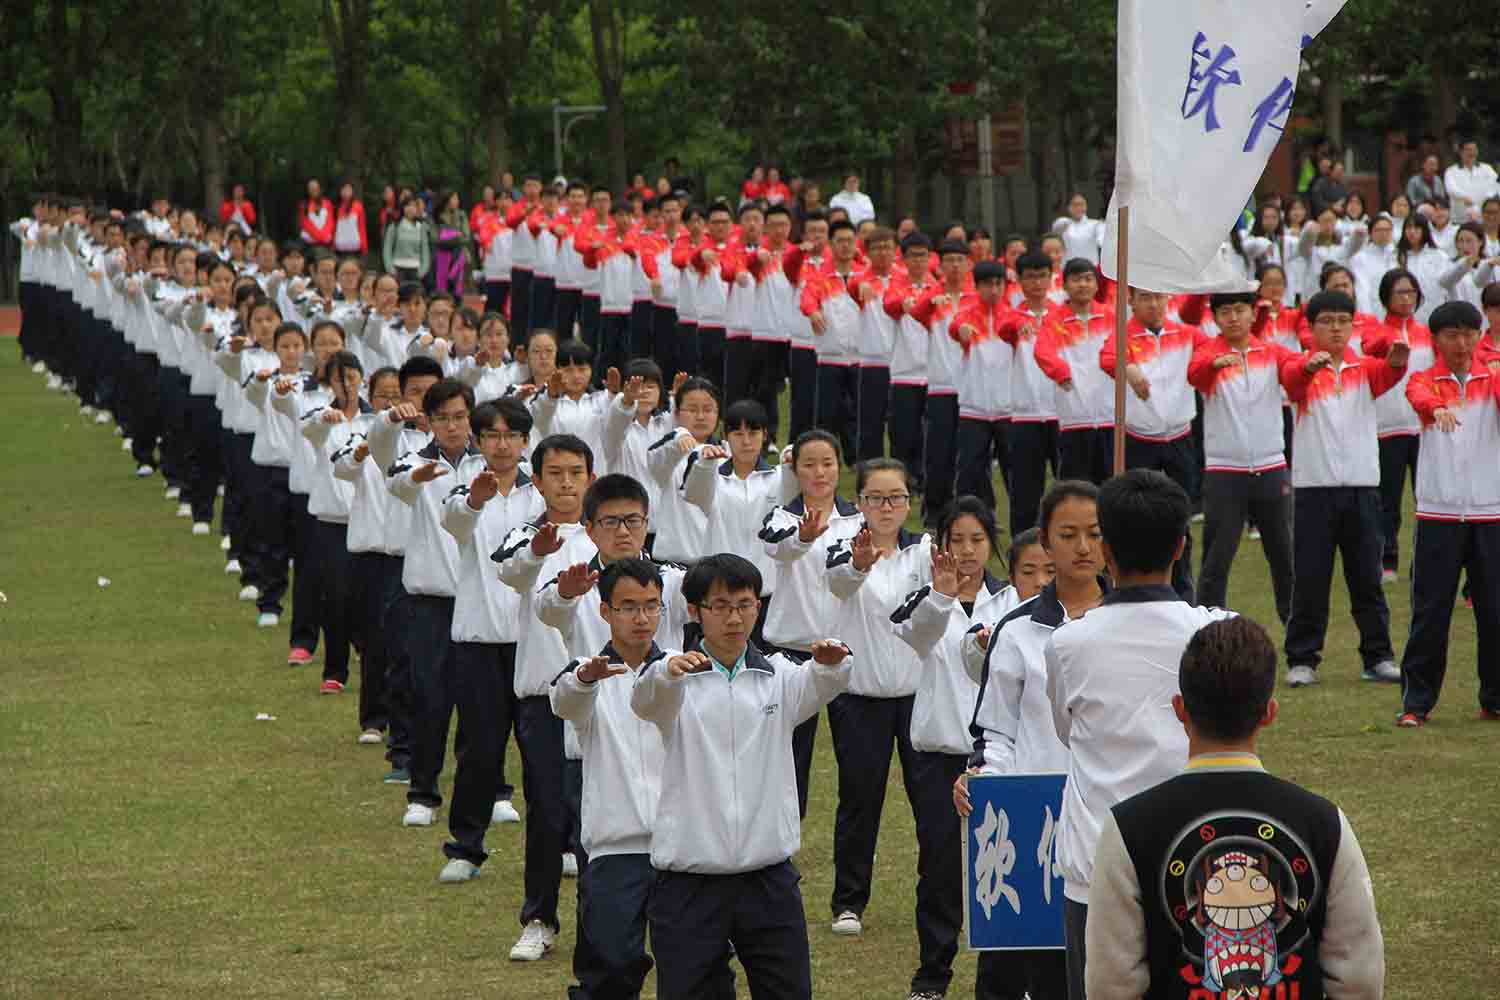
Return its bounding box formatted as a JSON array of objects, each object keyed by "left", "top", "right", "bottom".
[{"left": 383, "top": 194, "right": 432, "bottom": 283}]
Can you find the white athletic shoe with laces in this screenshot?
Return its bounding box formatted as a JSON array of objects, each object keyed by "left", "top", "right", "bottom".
[
  {"left": 561, "top": 852, "right": 579, "bottom": 877},
  {"left": 256, "top": 611, "right": 279, "bottom": 628},
  {"left": 239, "top": 584, "right": 260, "bottom": 602},
  {"left": 165, "top": 486, "right": 181, "bottom": 500},
  {"left": 402, "top": 803, "right": 436, "bottom": 827},
  {"left": 831, "top": 911, "right": 862, "bottom": 935},
  {"left": 509, "top": 920, "right": 556, "bottom": 961},
  {"left": 439, "top": 858, "right": 482, "bottom": 883},
  {"left": 224, "top": 559, "right": 242, "bottom": 575},
  {"left": 191, "top": 522, "right": 211, "bottom": 536},
  {"left": 491, "top": 799, "right": 521, "bottom": 824}
]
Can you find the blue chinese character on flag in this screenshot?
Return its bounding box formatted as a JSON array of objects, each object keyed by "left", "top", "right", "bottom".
[
  {"left": 1243, "top": 77, "right": 1296, "bottom": 152},
  {"left": 1181, "top": 31, "right": 1241, "bottom": 133}
]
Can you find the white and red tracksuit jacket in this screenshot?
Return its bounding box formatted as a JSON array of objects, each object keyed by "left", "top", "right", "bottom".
[
  {"left": 690, "top": 239, "right": 732, "bottom": 331},
  {"left": 1406, "top": 358, "right": 1500, "bottom": 522},
  {"left": 1364, "top": 314, "right": 1434, "bottom": 439},
  {"left": 1034, "top": 301, "right": 1115, "bottom": 431},
  {"left": 997, "top": 301, "right": 1057, "bottom": 424},
  {"left": 1187, "top": 334, "right": 1297, "bottom": 473},
  {"left": 800, "top": 268, "right": 862, "bottom": 366},
  {"left": 721, "top": 239, "right": 762, "bottom": 341},
  {"left": 950, "top": 298, "right": 1017, "bottom": 422},
  {"left": 641, "top": 227, "right": 682, "bottom": 309},
  {"left": 850, "top": 268, "right": 899, "bottom": 368},
  {"left": 506, "top": 201, "right": 538, "bottom": 274},
  {"left": 670, "top": 234, "right": 699, "bottom": 325},
  {"left": 782, "top": 246, "right": 832, "bottom": 351},
  {"left": 575, "top": 215, "right": 610, "bottom": 298},
  {"left": 912, "top": 285, "right": 973, "bottom": 399},
  {"left": 1280, "top": 347, "right": 1407, "bottom": 488},
  {"left": 1099, "top": 317, "right": 1204, "bottom": 443},
  {"left": 552, "top": 213, "right": 589, "bottom": 291},
  {"left": 747, "top": 243, "right": 795, "bottom": 345},
  {"left": 577, "top": 224, "right": 637, "bottom": 315},
  {"left": 883, "top": 273, "right": 939, "bottom": 387}
]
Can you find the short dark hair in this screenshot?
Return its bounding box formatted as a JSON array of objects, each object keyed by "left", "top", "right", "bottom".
[
  {"left": 790, "top": 428, "right": 841, "bottom": 467},
  {"left": 1007, "top": 527, "right": 1042, "bottom": 573},
  {"left": 397, "top": 281, "right": 427, "bottom": 305},
  {"left": 1015, "top": 250, "right": 1053, "bottom": 275},
  {"left": 1317, "top": 263, "right": 1354, "bottom": 291},
  {"left": 1097, "top": 469, "right": 1190, "bottom": 575},
  {"left": 1481, "top": 283, "right": 1500, "bottom": 310},
  {"left": 273, "top": 322, "right": 307, "bottom": 347},
  {"left": 398, "top": 355, "right": 444, "bottom": 391},
  {"left": 937, "top": 495, "right": 1001, "bottom": 564},
  {"left": 674, "top": 375, "right": 720, "bottom": 413},
  {"left": 764, "top": 203, "right": 791, "bottom": 221},
  {"left": 472, "top": 396, "right": 533, "bottom": 437},
  {"left": 901, "top": 231, "right": 933, "bottom": 253},
  {"left": 1377, "top": 268, "right": 1422, "bottom": 311},
  {"left": 556, "top": 338, "right": 594, "bottom": 368},
  {"left": 829, "top": 218, "right": 856, "bottom": 239},
  {"left": 584, "top": 473, "right": 650, "bottom": 522},
  {"left": 369, "top": 366, "right": 400, "bottom": 394},
  {"left": 722, "top": 399, "right": 770, "bottom": 434},
  {"left": 974, "top": 260, "right": 1006, "bottom": 283},
  {"left": 1209, "top": 291, "right": 1258, "bottom": 313},
  {"left": 1303, "top": 290, "right": 1356, "bottom": 325},
  {"left": 1179, "top": 616, "right": 1277, "bottom": 741},
  {"left": 598, "top": 557, "right": 663, "bottom": 605},
  {"left": 682, "top": 553, "right": 763, "bottom": 605},
  {"left": 422, "top": 378, "right": 475, "bottom": 415},
  {"left": 531, "top": 433, "right": 595, "bottom": 475},
  {"left": 1428, "top": 300, "right": 1483, "bottom": 334},
  {"left": 1063, "top": 258, "right": 1098, "bottom": 281},
  {"left": 1039, "top": 479, "right": 1099, "bottom": 537},
  {"left": 854, "top": 457, "right": 907, "bottom": 494}
]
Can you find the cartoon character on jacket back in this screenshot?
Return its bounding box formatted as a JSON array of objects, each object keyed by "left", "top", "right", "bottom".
[{"left": 1192, "top": 849, "right": 1285, "bottom": 998}]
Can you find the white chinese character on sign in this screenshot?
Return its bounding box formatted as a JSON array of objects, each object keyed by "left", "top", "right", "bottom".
[
  {"left": 973, "top": 802, "right": 1020, "bottom": 919},
  {"left": 1037, "top": 804, "right": 1063, "bottom": 904}
]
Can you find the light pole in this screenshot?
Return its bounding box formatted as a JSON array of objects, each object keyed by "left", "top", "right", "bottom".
[{"left": 552, "top": 99, "right": 608, "bottom": 180}]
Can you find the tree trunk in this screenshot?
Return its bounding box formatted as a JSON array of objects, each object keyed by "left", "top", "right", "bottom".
[
  {"left": 486, "top": 115, "right": 511, "bottom": 189},
  {"left": 892, "top": 124, "right": 918, "bottom": 218},
  {"left": 324, "top": 0, "right": 371, "bottom": 183},
  {"left": 1321, "top": 75, "right": 1344, "bottom": 148},
  {"left": 588, "top": 0, "right": 629, "bottom": 193},
  {"left": 201, "top": 111, "right": 226, "bottom": 216},
  {"left": 1431, "top": 62, "right": 1458, "bottom": 139}
]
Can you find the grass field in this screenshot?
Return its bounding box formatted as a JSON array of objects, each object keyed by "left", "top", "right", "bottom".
[{"left": 2, "top": 346, "right": 1497, "bottom": 998}]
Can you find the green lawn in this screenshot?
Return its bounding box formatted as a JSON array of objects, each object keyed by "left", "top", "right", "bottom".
[{"left": 1, "top": 348, "right": 1496, "bottom": 998}]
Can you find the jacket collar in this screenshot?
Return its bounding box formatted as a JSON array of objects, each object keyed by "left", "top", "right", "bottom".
[
  {"left": 691, "top": 638, "right": 776, "bottom": 675},
  {"left": 1024, "top": 576, "right": 1113, "bottom": 627},
  {"left": 1429, "top": 356, "right": 1491, "bottom": 382},
  {"left": 719, "top": 456, "right": 773, "bottom": 476},
  {"left": 1099, "top": 582, "right": 1179, "bottom": 606},
  {"left": 600, "top": 640, "right": 665, "bottom": 671},
  {"left": 417, "top": 440, "right": 480, "bottom": 465},
  {"left": 783, "top": 494, "right": 857, "bottom": 518}
]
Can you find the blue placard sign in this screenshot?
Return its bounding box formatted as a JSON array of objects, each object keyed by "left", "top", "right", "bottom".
[{"left": 963, "top": 772, "right": 1067, "bottom": 951}]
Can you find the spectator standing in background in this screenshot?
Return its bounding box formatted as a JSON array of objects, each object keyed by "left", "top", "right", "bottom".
[
  {"left": 219, "top": 183, "right": 257, "bottom": 236},
  {"left": 1407, "top": 153, "right": 1447, "bottom": 210},
  {"left": 1443, "top": 139, "right": 1499, "bottom": 223},
  {"left": 299, "top": 178, "right": 336, "bottom": 249},
  {"left": 830, "top": 174, "right": 876, "bottom": 227}
]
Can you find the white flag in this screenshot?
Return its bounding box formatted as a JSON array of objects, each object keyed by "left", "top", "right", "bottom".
[{"left": 1102, "top": 0, "right": 1348, "bottom": 292}]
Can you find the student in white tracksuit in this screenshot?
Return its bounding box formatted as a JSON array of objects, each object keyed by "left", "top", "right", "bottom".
[
  {"left": 645, "top": 376, "right": 723, "bottom": 564},
  {"left": 600, "top": 359, "right": 676, "bottom": 518},
  {"left": 631, "top": 553, "right": 853, "bottom": 1000},
  {"left": 960, "top": 481, "right": 1104, "bottom": 1000},
  {"left": 890, "top": 496, "right": 1025, "bottom": 1000},
  {"left": 759, "top": 429, "right": 864, "bottom": 816}
]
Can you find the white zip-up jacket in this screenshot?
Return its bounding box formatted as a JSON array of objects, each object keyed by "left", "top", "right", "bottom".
[
  {"left": 272, "top": 381, "right": 334, "bottom": 494},
  {"left": 1406, "top": 359, "right": 1500, "bottom": 522},
  {"left": 1282, "top": 347, "right": 1407, "bottom": 488},
  {"left": 893, "top": 578, "right": 1018, "bottom": 755},
  {"left": 1035, "top": 302, "right": 1116, "bottom": 430},
  {"left": 1045, "top": 585, "right": 1234, "bottom": 904},
  {"left": 246, "top": 372, "right": 309, "bottom": 468},
  {"left": 683, "top": 452, "right": 796, "bottom": 591},
  {"left": 1370, "top": 316, "right": 1434, "bottom": 438},
  {"left": 332, "top": 413, "right": 412, "bottom": 555},
  {"left": 532, "top": 389, "right": 612, "bottom": 474},
  {"left": 441, "top": 472, "right": 545, "bottom": 642},
  {"left": 493, "top": 519, "right": 596, "bottom": 698},
  {"left": 552, "top": 643, "right": 673, "bottom": 859},
  {"left": 631, "top": 641, "right": 853, "bottom": 874},
  {"left": 825, "top": 531, "right": 930, "bottom": 698},
  {"left": 1100, "top": 319, "right": 1203, "bottom": 442},
  {"left": 602, "top": 396, "right": 677, "bottom": 514},
  {"left": 388, "top": 442, "right": 488, "bottom": 597},
  {"left": 759, "top": 496, "right": 863, "bottom": 652},
  {"left": 647, "top": 428, "right": 713, "bottom": 564},
  {"left": 970, "top": 583, "right": 1095, "bottom": 777},
  {"left": 536, "top": 554, "right": 692, "bottom": 661},
  {"left": 302, "top": 402, "right": 367, "bottom": 522},
  {"left": 1187, "top": 334, "right": 1295, "bottom": 473}
]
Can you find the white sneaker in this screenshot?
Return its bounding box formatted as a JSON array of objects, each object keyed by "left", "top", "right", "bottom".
[
  {"left": 95, "top": 410, "right": 112, "bottom": 425},
  {"left": 1247, "top": 526, "right": 1261, "bottom": 541},
  {"left": 31, "top": 361, "right": 46, "bottom": 374},
  {"left": 220, "top": 535, "right": 232, "bottom": 551},
  {"left": 191, "top": 522, "right": 211, "bottom": 536},
  {"left": 1381, "top": 569, "right": 1398, "bottom": 586},
  {"left": 165, "top": 486, "right": 181, "bottom": 500},
  {"left": 175, "top": 502, "right": 192, "bottom": 518},
  {"left": 357, "top": 729, "right": 384, "bottom": 745},
  {"left": 80, "top": 405, "right": 96, "bottom": 418},
  {"left": 217, "top": 484, "right": 225, "bottom": 498},
  {"left": 114, "top": 425, "right": 125, "bottom": 437},
  {"left": 491, "top": 799, "right": 521, "bottom": 824},
  {"left": 831, "top": 910, "right": 863, "bottom": 935},
  {"left": 46, "top": 374, "right": 63, "bottom": 390},
  {"left": 509, "top": 920, "right": 557, "bottom": 961},
  {"left": 438, "top": 858, "right": 482, "bottom": 883},
  {"left": 256, "top": 611, "right": 279, "bottom": 628},
  {"left": 1286, "top": 665, "right": 1319, "bottom": 688},
  {"left": 239, "top": 584, "right": 260, "bottom": 602},
  {"left": 402, "top": 803, "right": 436, "bottom": 827},
  {"left": 561, "top": 852, "right": 579, "bottom": 878},
  {"left": 121, "top": 437, "right": 132, "bottom": 451},
  {"left": 135, "top": 464, "right": 153, "bottom": 478},
  {"left": 225, "top": 559, "right": 242, "bottom": 575},
  {"left": 1190, "top": 511, "right": 1206, "bottom": 524}
]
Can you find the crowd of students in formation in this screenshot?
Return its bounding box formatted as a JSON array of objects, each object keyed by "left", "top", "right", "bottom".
[{"left": 11, "top": 148, "right": 1500, "bottom": 999}]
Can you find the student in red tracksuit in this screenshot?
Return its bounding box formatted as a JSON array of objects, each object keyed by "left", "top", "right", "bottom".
[
  {"left": 626, "top": 199, "right": 658, "bottom": 360},
  {"left": 641, "top": 192, "right": 685, "bottom": 386},
  {"left": 800, "top": 219, "right": 864, "bottom": 462},
  {"left": 995, "top": 251, "right": 1062, "bottom": 539},
  {"left": 578, "top": 202, "right": 638, "bottom": 384},
  {"left": 1368, "top": 268, "right": 1434, "bottom": 582},
  {"left": 1280, "top": 289, "right": 1410, "bottom": 689},
  {"left": 1187, "top": 291, "right": 1298, "bottom": 621},
  {"left": 883, "top": 233, "right": 936, "bottom": 491},
  {"left": 1099, "top": 287, "right": 1206, "bottom": 601},
  {"left": 670, "top": 207, "right": 705, "bottom": 378},
  {"left": 1396, "top": 300, "right": 1500, "bottom": 726},
  {"left": 299, "top": 179, "right": 335, "bottom": 249},
  {"left": 721, "top": 202, "right": 765, "bottom": 418},
  {"left": 746, "top": 204, "right": 796, "bottom": 445},
  {"left": 1035, "top": 258, "right": 1116, "bottom": 485},
  {"left": 690, "top": 202, "right": 735, "bottom": 387},
  {"left": 782, "top": 211, "right": 832, "bottom": 444},
  {"left": 552, "top": 182, "right": 590, "bottom": 339},
  {"left": 910, "top": 240, "right": 974, "bottom": 527},
  {"left": 577, "top": 186, "right": 613, "bottom": 343},
  {"left": 849, "top": 228, "right": 901, "bottom": 462},
  {"left": 950, "top": 260, "right": 1017, "bottom": 513},
  {"left": 505, "top": 178, "right": 542, "bottom": 335}
]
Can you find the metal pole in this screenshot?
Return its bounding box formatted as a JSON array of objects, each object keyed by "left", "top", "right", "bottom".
[
  {"left": 552, "top": 100, "right": 563, "bottom": 180},
  {"left": 1112, "top": 204, "right": 1130, "bottom": 475}
]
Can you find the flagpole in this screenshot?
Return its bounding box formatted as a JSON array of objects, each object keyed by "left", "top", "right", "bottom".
[{"left": 1112, "top": 204, "right": 1129, "bottom": 475}]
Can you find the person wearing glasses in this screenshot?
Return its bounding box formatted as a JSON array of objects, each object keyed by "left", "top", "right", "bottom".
[
  {"left": 818, "top": 458, "right": 930, "bottom": 942},
  {"left": 435, "top": 398, "right": 545, "bottom": 882},
  {"left": 633, "top": 553, "right": 854, "bottom": 1000},
  {"left": 1280, "top": 290, "right": 1410, "bottom": 689}
]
